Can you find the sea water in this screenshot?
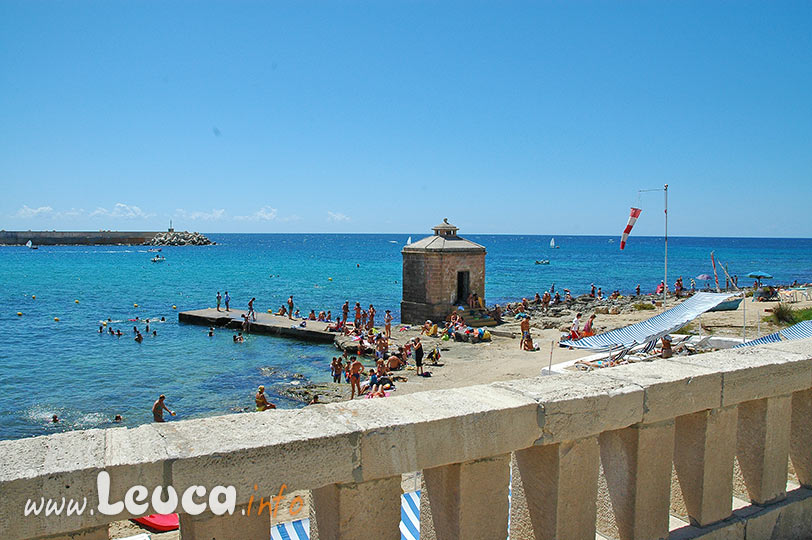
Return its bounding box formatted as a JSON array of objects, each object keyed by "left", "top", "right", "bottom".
[{"left": 1, "top": 233, "right": 811, "bottom": 441}]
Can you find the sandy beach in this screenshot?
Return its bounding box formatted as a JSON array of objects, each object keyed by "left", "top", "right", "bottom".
[{"left": 282, "top": 291, "right": 812, "bottom": 403}]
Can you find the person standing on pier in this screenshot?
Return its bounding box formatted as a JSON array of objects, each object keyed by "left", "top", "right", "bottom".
[
  {"left": 216, "top": 291, "right": 222, "bottom": 312},
  {"left": 248, "top": 297, "right": 256, "bottom": 321},
  {"left": 224, "top": 291, "right": 230, "bottom": 312},
  {"left": 368, "top": 304, "right": 376, "bottom": 330},
  {"left": 287, "top": 295, "right": 294, "bottom": 319},
  {"left": 342, "top": 301, "right": 349, "bottom": 324}
]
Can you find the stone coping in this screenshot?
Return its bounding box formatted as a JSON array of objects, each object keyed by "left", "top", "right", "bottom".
[{"left": 1, "top": 339, "right": 811, "bottom": 539}]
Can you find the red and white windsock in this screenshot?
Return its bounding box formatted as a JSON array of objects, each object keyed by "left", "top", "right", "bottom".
[{"left": 620, "top": 207, "right": 642, "bottom": 250}]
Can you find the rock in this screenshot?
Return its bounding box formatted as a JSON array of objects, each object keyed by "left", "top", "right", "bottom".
[
  {"left": 609, "top": 307, "right": 620, "bottom": 315},
  {"left": 144, "top": 230, "right": 214, "bottom": 247},
  {"left": 595, "top": 307, "right": 610, "bottom": 314}
]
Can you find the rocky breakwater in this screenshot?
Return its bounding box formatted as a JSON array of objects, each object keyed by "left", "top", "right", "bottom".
[{"left": 145, "top": 230, "right": 214, "bottom": 246}]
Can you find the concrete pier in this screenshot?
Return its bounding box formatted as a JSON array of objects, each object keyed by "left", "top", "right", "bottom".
[{"left": 178, "top": 308, "right": 337, "bottom": 343}]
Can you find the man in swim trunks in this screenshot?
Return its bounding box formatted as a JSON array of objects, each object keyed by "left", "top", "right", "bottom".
[
  {"left": 224, "top": 291, "right": 230, "bottom": 312},
  {"left": 349, "top": 356, "right": 363, "bottom": 399},
  {"left": 353, "top": 302, "right": 362, "bottom": 329},
  {"left": 216, "top": 291, "right": 222, "bottom": 312},
  {"left": 287, "top": 295, "right": 294, "bottom": 320},
  {"left": 255, "top": 386, "right": 276, "bottom": 411},
  {"left": 248, "top": 297, "right": 256, "bottom": 321},
  {"left": 520, "top": 316, "right": 531, "bottom": 350},
  {"left": 342, "top": 301, "right": 349, "bottom": 324},
  {"left": 152, "top": 395, "right": 175, "bottom": 422}
]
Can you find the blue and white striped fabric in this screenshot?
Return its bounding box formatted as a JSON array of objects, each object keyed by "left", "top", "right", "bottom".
[
  {"left": 735, "top": 320, "right": 812, "bottom": 348},
  {"left": 734, "top": 332, "right": 782, "bottom": 348},
  {"left": 780, "top": 320, "right": 812, "bottom": 341},
  {"left": 270, "top": 492, "right": 421, "bottom": 540},
  {"left": 271, "top": 518, "right": 310, "bottom": 540},
  {"left": 561, "top": 292, "right": 734, "bottom": 351},
  {"left": 400, "top": 491, "right": 420, "bottom": 540}
]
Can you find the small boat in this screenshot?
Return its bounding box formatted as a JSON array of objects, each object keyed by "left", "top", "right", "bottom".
[
  {"left": 406, "top": 236, "right": 412, "bottom": 245},
  {"left": 535, "top": 260, "right": 550, "bottom": 265},
  {"left": 25, "top": 240, "right": 38, "bottom": 250},
  {"left": 608, "top": 238, "right": 615, "bottom": 243},
  {"left": 151, "top": 256, "right": 166, "bottom": 263},
  {"left": 148, "top": 248, "right": 162, "bottom": 252},
  {"left": 708, "top": 298, "right": 743, "bottom": 312},
  {"left": 550, "top": 237, "right": 560, "bottom": 249}
]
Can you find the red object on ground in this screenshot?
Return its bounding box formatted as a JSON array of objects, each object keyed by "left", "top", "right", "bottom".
[{"left": 133, "top": 513, "right": 179, "bottom": 532}]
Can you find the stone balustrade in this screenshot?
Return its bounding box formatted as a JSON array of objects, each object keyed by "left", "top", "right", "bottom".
[{"left": 2, "top": 339, "right": 812, "bottom": 539}]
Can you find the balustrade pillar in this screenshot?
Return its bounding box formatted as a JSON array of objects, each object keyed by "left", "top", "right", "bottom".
[
  {"left": 673, "top": 406, "right": 737, "bottom": 526},
  {"left": 179, "top": 503, "right": 270, "bottom": 540},
  {"left": 790, "top": 389, "right": 812, "bottom": 487},
  {"left": 599, "top": 421, "right": 674, "bottom": 540},
  {"left": 422, "top": 454, "right": 510, "bottom": 540},
  {"left": 514, "top": 437, "right": 599, "bottom": 540},
  {"left": 736, "top": 395, "right": 791, "bottom": 504},
  {"left": 311, "top": 476, "right": 401, "bottom": 540}
]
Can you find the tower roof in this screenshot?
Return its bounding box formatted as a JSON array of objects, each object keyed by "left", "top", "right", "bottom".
[{"left": 403, "top": 219, "right": 485, "bottom": 253}]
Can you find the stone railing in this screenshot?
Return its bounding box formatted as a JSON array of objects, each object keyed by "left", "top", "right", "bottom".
[{"left": 2, "top": 340, "right": 812, "bottom": 540}]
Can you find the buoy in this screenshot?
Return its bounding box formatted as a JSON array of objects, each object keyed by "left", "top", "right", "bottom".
[
  {"left": 134, "top": 303, "right": 139, "bottom": 308},
  {"left": 328, "top": 277, "right": 333, "bottom": 281},
  {"left": 267, "top": 309, "right": 272, "bottom": 313},
  {"left": 102, "top": 321, "right": 107, "bottom": 326},
  {"left": 172, "top": 305, "right": 177, "bottom": 310},
  {"left": 17, "top": 312, "right": 23, "bottom": 316},
  {"left": 32, "top": 295, "right": 36, "bottom": 299},
  {"left": 54, "top": 317, "right": 60, "bottom": 322},
  {"left": 74, "top": 300, "right": 80, "bottom": 304}
]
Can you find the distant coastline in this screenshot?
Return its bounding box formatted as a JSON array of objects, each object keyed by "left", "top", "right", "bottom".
[{"left": 0, "top": 230, "right": 160, "bottom": 246}]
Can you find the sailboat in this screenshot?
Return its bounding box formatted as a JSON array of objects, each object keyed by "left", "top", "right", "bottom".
[
  {"left": 25, "top": 240, "right": 38, "bottom": 250},
  {"left": 406, "top": 236, "right": 412, "bottom": 245},
  {"left": 550, "top": 237, "right": 559, "bottom": 249}
]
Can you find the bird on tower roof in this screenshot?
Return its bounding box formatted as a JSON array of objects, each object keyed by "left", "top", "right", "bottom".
[{"left": 403, "top": 219, "right": 485, "bottom": 253}]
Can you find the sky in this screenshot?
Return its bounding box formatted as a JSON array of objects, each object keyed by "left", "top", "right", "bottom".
[{"left": 1, "top": 1, "right": 811, "bottom": 236}]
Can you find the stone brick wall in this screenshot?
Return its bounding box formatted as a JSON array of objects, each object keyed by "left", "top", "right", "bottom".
[{"left": 401, "top": 251, "right": 485, "bottom": 324}]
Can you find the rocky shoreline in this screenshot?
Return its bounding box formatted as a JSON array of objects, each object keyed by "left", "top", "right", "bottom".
[{"left": 144, "top": 230, "right": 214, "bottom": 246}]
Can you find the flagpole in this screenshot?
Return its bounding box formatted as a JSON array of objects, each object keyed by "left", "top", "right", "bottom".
[{"left": 664, "top": 184, "right": 668, "bottom": 307}]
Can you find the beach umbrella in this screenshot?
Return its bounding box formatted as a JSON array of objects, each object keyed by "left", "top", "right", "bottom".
[{"left": 747, "top": 271, "right": 773, "bottom": 287}]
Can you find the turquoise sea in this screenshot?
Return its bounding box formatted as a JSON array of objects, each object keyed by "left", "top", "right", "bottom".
[{"left": 2, "top": 233, "right": 811, "bottom": 441}]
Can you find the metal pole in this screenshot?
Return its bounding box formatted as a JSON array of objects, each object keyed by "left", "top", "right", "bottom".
[
  {"left": 743, "top": 291, "right": 747, "bottom": 342},
  {"left": 548, "top": 341, "right": 554, "bottom": 374},
  {"left": 664, "top": 184, "right": 668, "bottom": 307}
]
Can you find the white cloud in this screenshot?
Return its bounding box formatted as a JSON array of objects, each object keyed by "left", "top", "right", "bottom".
[
  {"left": 327, "top": 211, "right": 350, "bottom": 222},
  {"left": 14, "top": 205, "right": 53, "bottom": 218},
  {"left": 235, "top": 206, "right": 278, "bottom": 221},
  {"left": 175, "top": 208, "right": 226, "bottom": 221},
  {"left": 90, "top": 203, "right": 153, "bottom": 219}
]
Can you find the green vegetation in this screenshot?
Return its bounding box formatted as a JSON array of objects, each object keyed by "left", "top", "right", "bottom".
[
  {"left": 763, "top": 304, "right": 812, "bottom": 326},
  {"left": 633, "top": 302, "right": 656, "bottom": 311}
]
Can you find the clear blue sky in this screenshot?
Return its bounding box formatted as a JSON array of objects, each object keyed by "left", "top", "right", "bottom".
[{"left": 2, "top": 1, "right": 810, "bottom": 236}]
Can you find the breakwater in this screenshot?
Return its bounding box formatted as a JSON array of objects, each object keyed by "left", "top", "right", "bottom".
[{"left": 0, "top": 230, "right": 159, "bottom": 246}]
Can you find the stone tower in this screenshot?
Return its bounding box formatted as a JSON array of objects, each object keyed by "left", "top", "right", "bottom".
[{"left": 400, "top": 219, "right": 486, "bottom": 324}]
